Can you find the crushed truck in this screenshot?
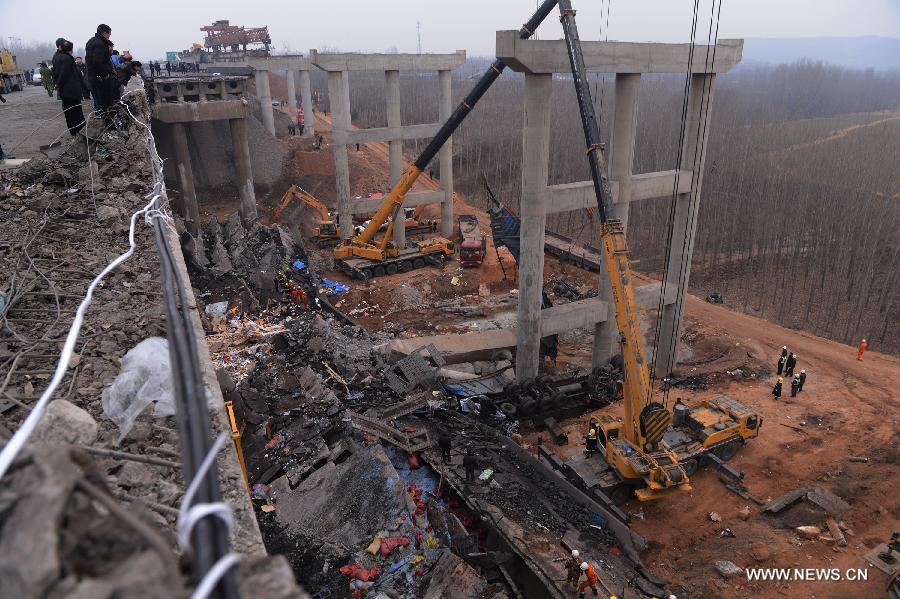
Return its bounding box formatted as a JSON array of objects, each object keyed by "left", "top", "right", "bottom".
[
  {"left": 0, "top": 50, "right": 28, "bottom": 94},
  {"left": 457, "top": 214, "right": 486, "bottom": 267}
]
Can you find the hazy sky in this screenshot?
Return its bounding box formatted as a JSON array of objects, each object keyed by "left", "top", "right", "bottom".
[{"left": 2, "top": 0, "right": 899, "bottom": 60}]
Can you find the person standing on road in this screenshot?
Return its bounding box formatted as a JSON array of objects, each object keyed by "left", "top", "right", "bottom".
[
  {"left": 39, "top": 62, "right": 54, "bottom": 96},
  {"left": 165, "top": 61, "right": 171, "bottom": 76},
  {"left": 462, "top": 448, "right": 478, "bottom": 482},
  {"left": 790, "top": 375, "right": 800, "bottom": 398},
  {"left": 785, "top": 353, "right": 797, "bottom": 377},
  {"left": 54, "top": 41, "right": 86, "bottom": 136},
  {"left": 777, "top": 353, "right": 786, "bottom": 376},
  {"left": 85, "top": 24, "right": 114, "bottom": 116},
  {"left": 857, "top": 339, "right": 868, "bottom": 361},
  {"left": 75, "top": 57, "right": 90, "bottom": 99},
  {"left": 798, "top": 369, "right": 807, "bottom": 392},
  {"left": 772, "top": 377, "right": 783, "bottom": 400}
]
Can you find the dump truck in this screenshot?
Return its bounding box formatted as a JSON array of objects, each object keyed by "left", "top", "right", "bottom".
[
  {"left": 0, "top": 50, "right": 28, "bottom": 94},
  {"left": 457, "top": 215, "right": 486, "bottom": 267}
]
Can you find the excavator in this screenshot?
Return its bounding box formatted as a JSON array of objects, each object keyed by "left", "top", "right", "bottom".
[
  {"left": 557, "top": 1, "right": 761, "bottom": 502},
  {"left": 271, "top": 184, "right": 340, "bottom": 246},
  {"left": 332, "top": 0, "right": 560, "bottom": 280}
]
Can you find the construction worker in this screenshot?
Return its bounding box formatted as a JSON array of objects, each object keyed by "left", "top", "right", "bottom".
[
  {"left": 790, "top": 375, "right": 800, "bottom": 398},
  {"left": 798, "top": 369, "right": 807, "bottom": 392},
  {"left": 776, "top": 354, "right": 786, "bottom": 376},
  {"left": 577, "top": 561, "right": 600, "bottom": 597},
  {"left": 785, "top": 353, "right": 797, "bottom": 377},
  {"left": 772, "top": 377, "right": 783, "bottom": 400},
  {"left": 437, "top": 431, "right": 451, "bottom": 463},
  {"left": 857, "top": 339, "right": 868, "bottom": 361},
  {"left": 566, "top": 550, "right": 582, "bottom": 590},
  {"left": 781, "top": 346, "right": 788, "bottom": 359},
  {"left": 462, "top": 448, "right": 478, "bottom": 482},
  {"left": 584, "top": 426, "right": 599, "bottom": 456}
]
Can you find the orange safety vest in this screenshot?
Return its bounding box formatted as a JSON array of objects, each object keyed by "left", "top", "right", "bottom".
[{"left": 585, "top": 564, "right": 598, "bottom": 584}]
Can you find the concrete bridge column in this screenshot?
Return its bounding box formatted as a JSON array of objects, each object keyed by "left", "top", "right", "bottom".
[
  {"left": 593, "top": 73, "right": 640, "bottom": 370},
  {"left": 254, "top": 69, "right": 275, "bottom": 135},
  {"left": 170, "top": 122, "right": 200, "bottom": 235},
  {"left": 515, "top": 73, "right": 553, "bottom": 382},
  {"left": 285, "top": 69, "right": 297, "bottom": 113},
  {"left": 230, "top": 117, "right": 257, "bottom": 223},
  {"left": 386, "top": 70, "right": 405, "bottom": 247},
  {"left": 298, "top": 69, "right": 314, "bottom": 137},
  {"left": 654, "top": 73, "right": 716, "bottom": 376},
  {"left": 438, "top": 69, "right": 454, "bottom": 237},
  {"left": 328, "top": 70, "right": 352, "bottom": 238}
]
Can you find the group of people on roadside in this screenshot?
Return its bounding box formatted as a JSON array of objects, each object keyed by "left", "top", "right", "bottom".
[
  {"left": 772, "top": 346, "right": 807, "bottom": 399},
  {"left": 144, "top": 61, "right": 199, "bottom": 77},
  {"left": 42, "top": 24, "right": 143, "bottom": 137}
]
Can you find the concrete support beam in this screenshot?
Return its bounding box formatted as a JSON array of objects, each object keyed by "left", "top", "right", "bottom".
[
  {"left": 386, "top": 70, "right": 405, "bottom": 247},
  {"left": 515, "top": 73, "right": 552, "bottom": 382},
  {"left": 152, "top": 101, "right": 247, "bottom": 124},
  {"left": 254, "top": 69, "right": 275, "bottom": 135},
  {"left": 438, "top": 69, "right": 453, "bottom": 237},
  {"left": 349, "top": 190, "right": 443, "bottom": 215},
  {"left": 594, "top": 73, "right": 640, "bottom": 369},
  {"left": 298, "top": 69, "right": 314, "bottom": 136},
  {"left": 310, "top": 49, "right": 466, "bottom": 72},
  {"left": 328, "top": 70, "right": 353, "bottom": 239},
  {"left": 336, "top": 123, "right": 441, "bottom": 146},
  {"left": 229, "top": 117, "right": 257, "bottom": 223},
  {"left": 170, "top": 122, "right": 200, "bottom": 234},
  {"left": 497, "top": 32, "right": 743, "bottom": 74},
  {"left": 285, "top": 69, "right": 297, "bottom": 112},
  {"left": 545, "top": 170, "right": 693, "bottom": 213},
  {"left": 655, "top": 73, "right": 717, "bottom": 375}
]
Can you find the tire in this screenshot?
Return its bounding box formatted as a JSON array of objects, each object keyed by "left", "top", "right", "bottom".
[
  {"left": 538, "top": 395, "right": 554, "bottom": 413},
  {"left": 499, "top": 402, "right": 517, "bottom": 419},
  {"left": 519, "top": 399, "right": 537, "bottom": 416},
  {"left": 609, "top": 485, "right": 631, "bottom": 506},
  {"left": 714, "top": 442, "right": 738, "bottom": 462},
  {"left": 399, "top": 261, "right": 412, "bottom": 273},
  {"left": 373, "top": 265, "right": 386, "bottom": 278},
  {"left": 361, "top": 268, "right": 373, "bottom": 279},
  {"left": 413, "top": 258, "right": 425, "bottom": 269},
  {"left": 386, "top": 263, "right": 398, "bottom": 275},
  {"left": 681, "top": 458, "right": 699, "bottom": 476}
]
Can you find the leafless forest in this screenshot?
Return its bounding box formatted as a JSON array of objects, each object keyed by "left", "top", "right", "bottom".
[{"left": 309, "top": 59, "right": 900, "bottom": 354}]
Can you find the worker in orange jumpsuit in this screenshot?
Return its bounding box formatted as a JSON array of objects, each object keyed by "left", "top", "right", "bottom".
[
  {"left": 857, "top": 339, "right": 868, "bottom": 361},
  {"left": 577, "top": 561, "right": 600, "bottom": 597},
  {"left": 290, "top": 287, "right": 309, "bottom": 309}
]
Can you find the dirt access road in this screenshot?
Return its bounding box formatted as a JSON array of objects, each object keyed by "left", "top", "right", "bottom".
[{"left": 620, "top": 293, "right": 899, "bottom": 598}]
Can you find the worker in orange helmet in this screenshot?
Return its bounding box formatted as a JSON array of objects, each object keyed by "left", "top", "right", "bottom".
[
  {"left": 856, "top": 339, "right": 868, "bottom": 361},
  {"left": 577, "top": 561, "right": 600, "bottom": 597}
]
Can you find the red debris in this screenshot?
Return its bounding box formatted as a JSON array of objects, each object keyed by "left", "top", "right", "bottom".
[
  {"left": 610, "top": 545, "right": 622, "bottom": 556},
  {"left": 403, "top": 426, "right": 417, "bottom": 433},
  {"left": 379, "top": 536, "right": 410, "bottom": 557},
  {"left": 339, "top": 564, "right": 380, "bottom": 582},
  {"left": 266, "top": 433, "right": 283, "bottom": 450},
  {"left": 408, "top": 453, "right": 421, "bottom": 469}
]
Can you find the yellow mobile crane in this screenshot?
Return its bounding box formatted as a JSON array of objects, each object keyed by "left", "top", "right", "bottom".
[
  {"left": 557, "top": 1, "right": 691, "bottom": 501},
  {"left": 333, "top": 0, "right": 561, "bottom": 279},
  {"left": 557, "top": 1, "right": 761, "bottom": 503}
]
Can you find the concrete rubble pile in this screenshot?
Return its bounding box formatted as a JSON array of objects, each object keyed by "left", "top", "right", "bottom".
[{"left": 1, "top": 87, "right": 303, "bottom": 597}]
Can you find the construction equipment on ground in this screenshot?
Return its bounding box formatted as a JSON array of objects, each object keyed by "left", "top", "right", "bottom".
[
  {"left": 457, "top": 215, "right": 486, "bottom": 267},
  {"left": 271, "top": 184, "right": 341, "bottom": 246},
  {"left": 0, "top": 50, "right": 28, "bottom": 94},
  {"left": 556, "top": 1, "right": 693, "bottom": 501},
  {"left": 332, "top": 0, "right": 560, "bottom": 280},
  {"left": 555, "top": 0, "right": 763, "bottom": 503}
]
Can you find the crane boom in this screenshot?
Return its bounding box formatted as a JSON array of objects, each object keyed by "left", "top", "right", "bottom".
[
  {"left": 335, "top": 0, "right": 560, "bottom": 260},
  {"left": 557, "top": 0, "right": 688, "bottom": 500}
]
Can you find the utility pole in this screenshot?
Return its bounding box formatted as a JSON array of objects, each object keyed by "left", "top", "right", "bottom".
[{"left": 417, "top": 22, "right": 422, "bottom": 54}]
